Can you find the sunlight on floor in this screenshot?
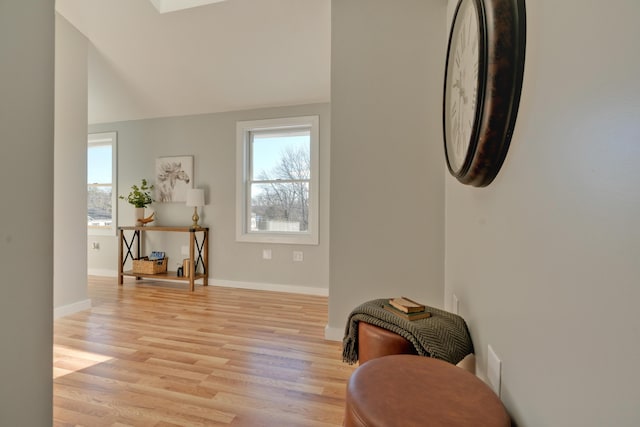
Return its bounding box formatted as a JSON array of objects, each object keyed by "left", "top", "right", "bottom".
[{"left": 53, "top": 345, "right": 113, "bottom": 379}]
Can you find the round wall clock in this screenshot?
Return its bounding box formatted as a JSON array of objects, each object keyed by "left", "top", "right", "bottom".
[{"left": 443, "top": 0, "right": 526, "bottom": 187}]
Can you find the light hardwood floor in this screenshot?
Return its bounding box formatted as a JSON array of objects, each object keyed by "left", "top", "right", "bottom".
[{"left": 54, "top": 276, "right": 355, "bottom": 427}]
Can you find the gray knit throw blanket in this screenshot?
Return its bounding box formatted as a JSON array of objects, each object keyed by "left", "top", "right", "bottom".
[{"left": 342, "top": 299, "right": 474, "bottom": 365}]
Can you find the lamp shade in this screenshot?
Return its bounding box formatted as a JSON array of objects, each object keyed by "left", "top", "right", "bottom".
[{"left": 186, "top": 188, "right": 205, "bottom": 207}]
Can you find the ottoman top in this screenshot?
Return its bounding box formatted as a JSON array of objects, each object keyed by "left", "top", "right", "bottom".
[{"left": 346, "top": 355, "right": 509, "bottom": 427}]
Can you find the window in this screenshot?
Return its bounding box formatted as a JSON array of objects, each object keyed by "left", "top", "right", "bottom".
[
  {"left": 236, "top": 116, "right": 319, "bottom": 245},
  {"left": 88, "top": 132, "right": 117, "bottom": 235}
]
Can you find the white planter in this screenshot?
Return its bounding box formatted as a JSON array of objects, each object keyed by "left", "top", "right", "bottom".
[{"left": 135, "top": 207, "right": 145, "bottom": 225}]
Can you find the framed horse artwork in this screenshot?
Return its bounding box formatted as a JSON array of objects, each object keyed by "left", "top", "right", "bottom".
[{"left": 155, "top": 156, "right": 193, "bottom": 202}]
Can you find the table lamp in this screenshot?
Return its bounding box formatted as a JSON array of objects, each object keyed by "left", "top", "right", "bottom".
[{"left": 186, "top": 188, "right": 205, "bottom": 227}]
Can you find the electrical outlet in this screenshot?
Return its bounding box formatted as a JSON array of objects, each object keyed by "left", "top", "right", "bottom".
[
  {"left": 452, "top": 294, "right": 459, "bottom": 314},
  {"left": 262, "top": 249, "right": 272, "bottom": 260},
  {"left": 91, "top": 242, "right": 100, "bottom": 250},
  {"left": 487, "top": 345, "right": 502, "bottom": 396},
  {"left": 293, "top": 251, "right": 304, "bottom": 262}
]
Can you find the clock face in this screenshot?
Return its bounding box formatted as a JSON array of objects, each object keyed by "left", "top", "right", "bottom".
[
  {"left": 442, "top": 0, "right": 526, "bottom": 187},
  {"left": 444, "top": 0, "right": 482, "bottom": 174}
]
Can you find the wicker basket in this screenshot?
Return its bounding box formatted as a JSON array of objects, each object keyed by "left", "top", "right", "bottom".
[{"left": 132, "top": 257, "right": 168, "bottom": 274}]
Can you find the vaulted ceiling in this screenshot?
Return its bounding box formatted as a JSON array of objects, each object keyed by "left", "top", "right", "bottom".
[{"left": 55, "top": 0, "right": 331, "bottom": 124}]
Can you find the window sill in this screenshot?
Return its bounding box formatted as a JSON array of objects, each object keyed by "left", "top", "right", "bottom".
[{"left": 236, "top": 232, "right": 318, "bottom": 245}]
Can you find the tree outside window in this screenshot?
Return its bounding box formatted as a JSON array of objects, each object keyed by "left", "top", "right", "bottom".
[
  {"left": 236, "top": 116, "right": 319, "bottom": 245},
  {"left": 88, "top": 132, "right": 117, "bottom": 235}
]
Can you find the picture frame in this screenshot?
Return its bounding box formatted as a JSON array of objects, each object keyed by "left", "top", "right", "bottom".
[{"left": 155, "top": 155, "right": 193, "bottom": 202}]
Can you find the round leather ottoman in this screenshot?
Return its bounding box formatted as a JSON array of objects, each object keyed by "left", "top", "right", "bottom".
[
  {"left": 358, "top": 322, "right": 418, "bottom": 364},
  {"left": 344, "top": 355, "right": 510, "bottom": 427}
]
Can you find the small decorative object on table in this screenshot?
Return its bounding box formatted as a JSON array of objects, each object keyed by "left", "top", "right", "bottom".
[
  {"left": 137, "top": 211, "right": 155, "bottom": 226},
  {"left": 119, "top": 178, "right": 155, "bottom": 224},
  {"left": 132, "top": 256, "right": 168, "bottom": 275},
  {"left": 182, "top": 258, "right": 191, "bottom": 278},
  {"left": 148, "top": 251, "right": 165, "bottom": 260},
  {"left": 186, "top": 188, "right": 205, "bottom": 227}
]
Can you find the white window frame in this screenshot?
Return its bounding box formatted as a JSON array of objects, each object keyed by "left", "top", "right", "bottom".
[
  {"left": 88, "top": 131, "right": 117, "bottom": 236},
  {"left": 236, "top": 116, "right": 319, "bottom": 245}
]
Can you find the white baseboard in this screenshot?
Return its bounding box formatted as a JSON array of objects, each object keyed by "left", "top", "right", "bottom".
[
  {"left": 88, "top": 268, "right": 117, "bottom": 277},
  {"left": 86, "top": 271, "right": 327, "bottom": 296},
  {"left": 54, "top": 299, "right": 92, "bottom": 319},
  {"left": 324, "top": 325, "right": 344, "bottom": 342},
  {"left": 210, "top": 279, "right": 328, "bottom": 297}
]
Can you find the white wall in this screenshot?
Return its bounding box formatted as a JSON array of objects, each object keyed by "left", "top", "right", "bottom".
[
  {"left": 89, "top": 103, "right": 330, "bottom": 293},
  {"left": 0, "top": 2, "right": 54, "bottom": 425},
  {"left": 445, "top": 1, "right": 640, "bottom": 425},
  {"left": 328, "top": 0, "right": 447, "bottom": 337},
  {"left": 87, "top": 43, "right": 154, "bottom": 126},
  {"left": 54, "top": 13, "right": 91, "bottom": 317}
]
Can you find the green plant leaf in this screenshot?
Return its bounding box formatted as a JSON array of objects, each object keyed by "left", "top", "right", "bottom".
[{"left": 119, "top": 179, "right": 155, "bottom": 208}]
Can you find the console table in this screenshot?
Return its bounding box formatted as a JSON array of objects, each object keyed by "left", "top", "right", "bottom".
[{"left": 118, "top": 226, "right": 209, "bottom": 291}]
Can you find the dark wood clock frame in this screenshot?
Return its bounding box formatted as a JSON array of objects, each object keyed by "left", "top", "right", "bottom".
[{"left": 443, "top": 0, "right": 527, "bottom": 187}]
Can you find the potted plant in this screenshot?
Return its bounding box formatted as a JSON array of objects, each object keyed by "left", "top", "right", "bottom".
[{"left": 120, "top": 179, "right": 154, "bottom": 224}]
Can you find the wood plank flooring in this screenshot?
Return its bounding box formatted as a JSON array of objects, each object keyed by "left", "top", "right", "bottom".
[{"left": 54, "top": 276, "right": 355, "bottom": 427}]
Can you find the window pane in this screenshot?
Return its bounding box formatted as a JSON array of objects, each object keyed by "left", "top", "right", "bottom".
[
  {"left": 88, "top": 144, "right": 112, "bottom": 184},
  {"left": 251, "top": 131, "right": 310, "bottom": 181},
  {"left": 236, "top": 116, "right": 318, "bottom": 244},
  {"left": 250, "top": 182, "right": 309, "bottom": 232},
  {"left": 88, "top": 185, "right": 113, "bottom": 228},
  {"left": 88, "top": 132, "right": 117, "bottom": 235}
]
